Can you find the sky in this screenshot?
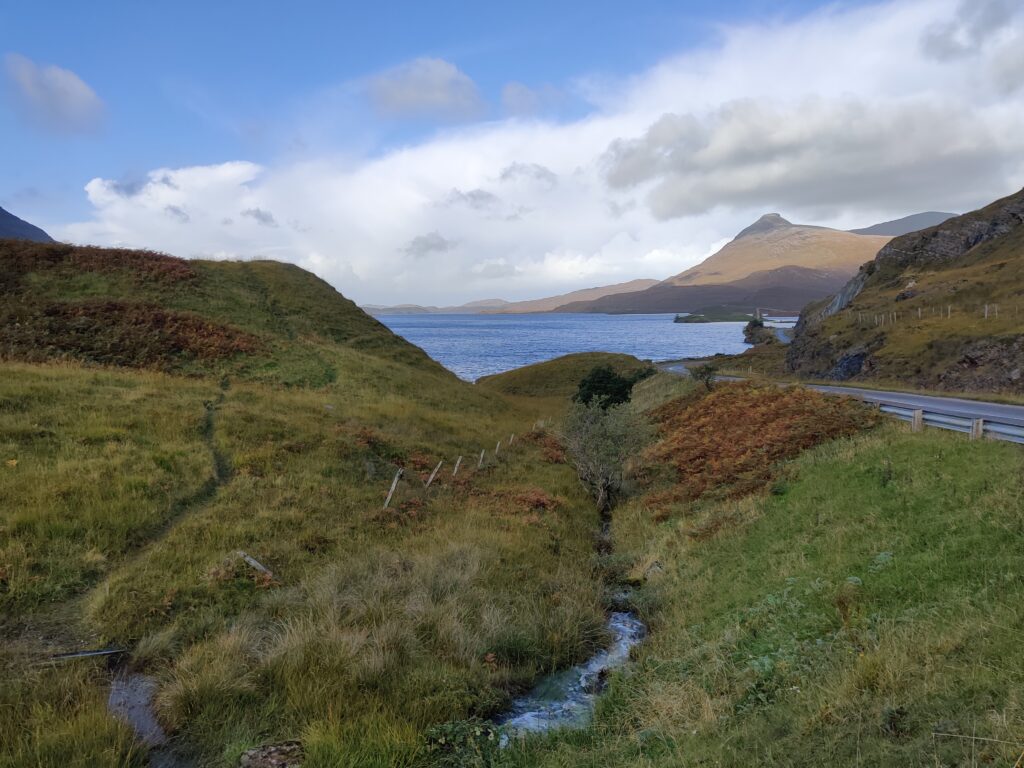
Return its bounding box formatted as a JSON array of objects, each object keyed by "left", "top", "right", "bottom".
[{"left": 2, "top": 0, "right": 1023, "bottom": 306}]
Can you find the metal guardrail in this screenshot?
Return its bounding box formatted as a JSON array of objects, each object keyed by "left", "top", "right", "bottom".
[{"left": 878, "top": 404, "right": 1024, "bottom": 444}]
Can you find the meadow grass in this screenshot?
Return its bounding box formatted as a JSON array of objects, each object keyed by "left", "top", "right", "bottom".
[
  {"left": 0, "top": 350, "right": 607, "bottom": 767},
  {"left": 501, "top": 424, "right": 1024, "bottom": 767}
]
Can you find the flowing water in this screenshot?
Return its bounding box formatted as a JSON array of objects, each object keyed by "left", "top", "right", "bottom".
[
  {"left": 108, "top": 673, "right": 193, "bottom": 768},
  {"left": 496, "top": 611, "right": 647, "bottom": 737}
]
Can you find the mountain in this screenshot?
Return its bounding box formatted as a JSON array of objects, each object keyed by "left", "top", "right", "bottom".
[
  {"left": 557, "top": 214, "right": 890, "bottom": 314},
  {"left": 363, "top": 280, "right": 659, "bottom": 315},
  {"left": 1, "top": 239, "right": 443, "bottom": 384},
  {"left": 0, "top": 206, "right": 54, "bottom": 243},
  {"left": 555, "top": 264, "right": 851, "bottom": 314},
  {"left": 664, "top": 214, "right": 890, "bottom": 287},
  {"left": 787, "top": 187, "right": 1024, "bottom": 392},
  {"left": 485, "top": 279, "right": 659, "bottom": 313},
  {"left": 849, "top": 211, "right": 957, "bottom": 236}
]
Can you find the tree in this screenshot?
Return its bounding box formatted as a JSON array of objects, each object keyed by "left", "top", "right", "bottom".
[
  {"left": 561, "top": 399, "right": 649, "bottom": 518},
  {"left": 690, "top": 363, "right": 718, "bottom": 392},
  {"left": 574, "top": 365, "right": 655, "bottom": 408}
]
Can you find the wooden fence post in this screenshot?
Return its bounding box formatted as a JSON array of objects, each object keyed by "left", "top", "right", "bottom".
[
  {"left": 383, "top": 468, "right": 403, "bottom": 508},
  {"left": 970, "top": 419, "right": 984, "bottom": 441},
  {"left": 452, "top": 456, "right": 462, "bottom": 477},
  {"left": 425, "top": 460, "right": 443, "bottom": 488},
  {"left": 911, "top": 409, "right": 923, "bottom": 432}
]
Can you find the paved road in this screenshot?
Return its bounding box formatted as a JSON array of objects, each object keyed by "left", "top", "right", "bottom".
[{"left": 661, "top": 363, "right": 1024, "bottom": 427}]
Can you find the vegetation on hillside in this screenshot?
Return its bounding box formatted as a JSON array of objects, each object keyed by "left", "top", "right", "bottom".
[
  {"left": 477, "top": 353, "right": 651, "bottom": 400},
  {"left": 787, "top": 188, "right": 1024, "bottom": 393},
  {"left": 0, "top": 239, "right": 441, "bottom": 385},
  {"left": 4, "top": 241, "right": 1022, "bottom": 767}
]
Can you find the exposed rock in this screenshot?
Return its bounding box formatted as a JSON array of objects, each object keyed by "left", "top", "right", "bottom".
[
  {"left": 239, "top": 742, "right": 303, "bottom": 768},
  {"left": 828, "top": 351, "right": 869, "bottom": 380}
]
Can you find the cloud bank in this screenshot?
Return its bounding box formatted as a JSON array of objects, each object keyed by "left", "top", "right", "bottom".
[
  {"left": 5, "top": 53, "right": 104, "bottom": 134},
  {"left": 62, "top": 0, "right": 1024, "bottom": 305}
]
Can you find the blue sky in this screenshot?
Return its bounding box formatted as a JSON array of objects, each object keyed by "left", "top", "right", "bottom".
[
  {"left": 2, "top": 0, "right": 1023, "bottom": 304},
  {"left": 2, "top": 0, "right": 841, "bottom": 219}
]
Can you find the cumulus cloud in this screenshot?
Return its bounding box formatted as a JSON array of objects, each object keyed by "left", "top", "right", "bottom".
[
  {"left": 367, "top": 57, "right": 483, "bottom": 119},
  {"left": 241, "top": 207, "right": 278, "bottom": 227},
  {"left": 403, "top": 231, "right": 456, "bottom": 259},
  {"left": 164, "top": 205, "right": 190, "bottom": 223},
  {"left": 922, "top": 0, "right": 1017, "bottom": 60},
  {"left": 499, "top": 162, "right": 559, "bottom": 189},
  {"left": 60, "top": 0, "right": 1024, "bottom": 305},
  {"left": 442, "top": 188, "right": 501, "bottom": 210},
  {"left": 4, "top": 53, "right": 104, "bottom": 134}
]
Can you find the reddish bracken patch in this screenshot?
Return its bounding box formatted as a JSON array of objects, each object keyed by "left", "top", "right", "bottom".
[
  {"left": 514, "top": 488, "right": 558, "bottom": 511},
  {"left": 647, "top": 382, "right": 878, "bottom": 501},
  {"left": 525, "top": 429, "right": 566, "bottom": 463},
  {"left": 0, "top": 240, "right": 196, "bottom": 290},
  {"left": 0, "top": 300, "right": 259, "bottom": 369}
]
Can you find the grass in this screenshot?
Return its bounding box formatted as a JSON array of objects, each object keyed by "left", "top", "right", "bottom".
[
  {"left": 786, "top": 204, "right": 1024, "bottom": 393},
  {"left": 5, "top": 240, "right": 1023, "bottom": 766},
  {"left": 499, "top": 422, "right": 1024, "bottom": 767},
  {"left": 477, "top": 353, "right": 651, "bottom": 400}
]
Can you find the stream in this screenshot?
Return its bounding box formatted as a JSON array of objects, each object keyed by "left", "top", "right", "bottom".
[
  {"left": 108, "top": 672, "right": 193, "bottom": 768},
  {"left": 496, "top": 610, "right": 646, "bottom": 737}
]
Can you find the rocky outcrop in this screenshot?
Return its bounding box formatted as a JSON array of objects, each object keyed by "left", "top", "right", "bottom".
[{"left": 785, "top": 186, "right": 1024, "bottom": 392}]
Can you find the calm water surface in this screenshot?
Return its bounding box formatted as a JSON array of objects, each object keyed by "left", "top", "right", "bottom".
[{"left": 377, "top": 313, "right": 748, "bottom": 380}]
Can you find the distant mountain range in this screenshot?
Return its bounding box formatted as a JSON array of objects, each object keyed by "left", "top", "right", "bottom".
[
  {"left": 558, "top": 214, "right": 891, "bottom": 314},
  {"left": 848, "top": 211, "right": 956, "bottom": 236},
  {"left": 0, "top": 206, "right": 53, "bottom": 243},
  {"left": 367, "top": 210, "right": 952, "bottom": 317},
  {"left": 363, "top": 279, "right": 659, "bottom": 315}
]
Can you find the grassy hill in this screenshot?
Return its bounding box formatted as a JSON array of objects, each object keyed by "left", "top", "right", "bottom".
[
  {"left": 0, "top": 244, "right": 611, "bottom": 767},
  {"left": 5, "top": 240, "right": 1023, "bottom": 767},
  {"left": 1, "top": 239, "right": 442, "bottom": 385},
  {"left": 786, "top": 187, "right": 1024, "bottom": 393}
]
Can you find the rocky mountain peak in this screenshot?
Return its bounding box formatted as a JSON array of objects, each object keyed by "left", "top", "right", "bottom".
[{"left": 733, "top": 213, "right": 793, "bottom": 240}]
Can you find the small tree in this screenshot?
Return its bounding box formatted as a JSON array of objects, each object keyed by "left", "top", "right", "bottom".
[
  {"left": 691, "top": 363, "right": 718, "bottom": 392},
  {"left": 561, "top": 399, "right": 649, "bottom": 518},
  {"left": 574, "top": 365, "right": 656, "bottom": 408}
]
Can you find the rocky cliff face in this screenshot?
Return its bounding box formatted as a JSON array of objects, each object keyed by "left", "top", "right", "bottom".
[{"left": 785, "top": 187, "right": 1024, "bottom": 392}]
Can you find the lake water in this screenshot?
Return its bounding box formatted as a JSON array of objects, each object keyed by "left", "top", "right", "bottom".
[{"left": 377, "top": 313, "right": 749, "bottom": 380}]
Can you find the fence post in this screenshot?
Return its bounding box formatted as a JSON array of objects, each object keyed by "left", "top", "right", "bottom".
[
  {"left": 495, "top": 440, "right": 501, "bottom": 456},
  {"left": 452, "top": 455, "right": 463, "bottom": 477},
  {"left": 383, "top": 468, "right": 403, "bottom": 509},
  {"left": 970, "top": 419, "right": 984, "bottom": 441},
  {"left": 425, "top": 460, "right": 443, "bottom": 488},
  {"left": 478, "top": 449, "right": 485, "bottom": 468},
  {"left": 911, "top": 409, "right": 923, "bottom": 432}
]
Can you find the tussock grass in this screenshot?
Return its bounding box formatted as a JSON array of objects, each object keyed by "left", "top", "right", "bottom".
[
  {"left": 1, "top": 352, "right": 606, "bottom": 766},
  {"left": 506, "top": 424, "right": 1024, "bottom": 767}
]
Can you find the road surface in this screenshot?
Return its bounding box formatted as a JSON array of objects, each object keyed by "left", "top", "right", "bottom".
[{"left": 660, "top": 363, "right": 1024, "bottom": 427}]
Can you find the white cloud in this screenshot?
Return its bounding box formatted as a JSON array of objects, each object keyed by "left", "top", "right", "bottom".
[
  {"left": 4, "top": 53, "right": 104, "bottom": 134},
  {"left": 367, "top": 57, "right": 483, "bottom": 120},
  {"left": 61, "top": 0, "right": 1024, "bottom": 305}
]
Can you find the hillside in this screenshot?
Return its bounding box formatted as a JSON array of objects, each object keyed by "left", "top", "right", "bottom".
[
  {"left": 849, "top": 211, "right": 956, "bottom": 236},
  {"left": 1, "top": 244, "right": 620, "bottom": 767},
  {"left": 664, "top": 214, "right": 889, "bottom": 286},
  {"left": 786, "top": 187, "right": 1024, "bottom": 392},
  {"left": 364, "top": 280, "right": 660, "bottom": 316},
  {"left": 557, "top": 215, "right": 889, "bottom": 315},
  {"left": 1, "top": 239, "right": 442, "bottom": 385},
  {"left": 555, "top": 264, "right": 850, "bottom": 314},
  {"left": 0, "top": 206, "right": 53, "bottom": 242}
]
